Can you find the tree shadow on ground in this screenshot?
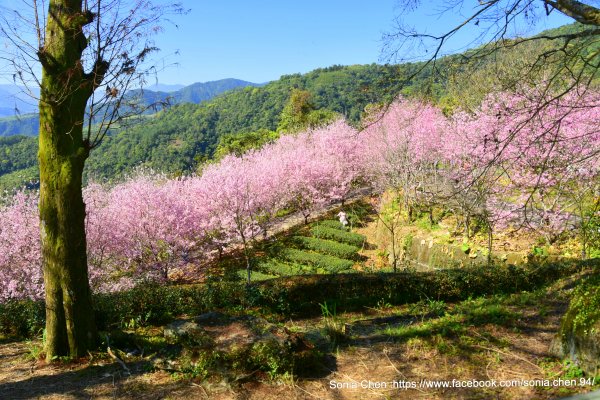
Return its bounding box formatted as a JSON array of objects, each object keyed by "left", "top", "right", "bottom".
[{"left": 0, "top": 360, "right": 152, "bottom": 400}]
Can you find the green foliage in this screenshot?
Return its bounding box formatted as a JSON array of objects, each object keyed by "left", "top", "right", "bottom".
[
  {"left": 277, "top": 89, "right": 338, "bottom": 134},
  {"left": 531, "top": 246, "right": 549, "bottom": 258},
  {"left": 237, "top": 269, "right": 277, "bottom": 282},
  {"left": 415, "top": 213, "right": 440, "bottom": 231},
  {"left": 249, "top": 260, "right": 588, "bottom": 317},
  {"left": 561, "top": 360, "right": 585, "bottom": 380},
  {"left": 583, "top": 197, "right": 600, "bottom": 257},
  {"left": 403, "top": 234, "right": 414, "bottom": 252},
  {"left": 563, "top": 273, "right": 600, "bottom": 336},
  {"left": 315, "top": 219, "right": 347, "bottom": 230},
  {"left": 213, "top": 128, "right": 279, "bottom": 161},
  {"left": 0, "top": 299, "right": 45, "bottom": 337},
  {"left": 0, "top": 165, "right": 39, "bottom": 194},
  {"left": 174, "top": 333, "right": 316, "bottom": 381},
  {"left": 310, "top": 226, "right": 365, "bottom": 247},
  {"left": 82, "top": 64, "right": 411, "bottom": 180},
  {"left": 345, "top": 202, "right": 375, "bottom": 227},
  {"left": 281, "top": 248, "right": 355, "bottom": 273},
  {"left": 427, "top": 299, "right": 447, "bottom": 317},
  {"left": 0, "top": 114, "right": 39, "bottom": 137},
  {"left": 461, "top": 242, "right": 471, "bottom": 254},
  {"left": 0, "top": 64, "right": 414, "bottom": 188},
  {"left": 383, "top": 295, "right": 521, "bottom": 340},
  {"left": 257, "top": 260, "right": 312, "bottom": 276},
  {"left": 93, "top": 281, "right": 246, "bottom": 330},
  {"left": 0, "top": 135, "right": 37, "bottom": 174},
  {"left": 1, "top": 260, "right": 589, "bottom": 339},
  {"left": 25, "top": 334, "right": 45, "bottom": 361},
  {"left": 0, "top": 136, "right": 39, "bottom": 193},
  {"left": 293, "top": 236, "right": 360, "bottom": 260},
  {"left": 319, "top": 301, "right": 347, "bottom": 346}
]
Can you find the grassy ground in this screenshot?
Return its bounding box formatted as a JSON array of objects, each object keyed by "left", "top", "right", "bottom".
[{"left": 1, "top": 272, "right": 598, "bottom": 399}]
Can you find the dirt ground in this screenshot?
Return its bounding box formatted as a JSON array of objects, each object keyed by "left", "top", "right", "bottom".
[{"left": 1, "top": 276, "right": 598, "bottom": 400}]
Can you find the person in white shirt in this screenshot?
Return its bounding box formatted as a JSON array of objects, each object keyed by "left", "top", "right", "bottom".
[{"left": 337, "top": 211, "right": 348, "bottom": 228}]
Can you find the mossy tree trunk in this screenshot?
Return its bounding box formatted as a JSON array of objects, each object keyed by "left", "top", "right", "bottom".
[{"left": 38, "top": 0, "right": 108, "bottom": 360}]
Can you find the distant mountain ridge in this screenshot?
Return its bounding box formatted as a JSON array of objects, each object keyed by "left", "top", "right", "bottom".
[
  {"left": 128, "top": 78, "right": 264, "bottom": 111},
  {"left": 145, "top": 83, "right": 185, "bottom": 92},
  {"left": 0, "top": 78, "right": 262, "bottom": 136},
  {"left": 0, "top": 85, "right": 39, "bottom": 118}
]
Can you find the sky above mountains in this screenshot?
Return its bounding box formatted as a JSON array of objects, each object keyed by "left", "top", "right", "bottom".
[
  {"left": 0, "top": 0, "right": 574, "bottom": 87},
  {"left": 151, "top": 0, "right": 573, "bottom": 85}
]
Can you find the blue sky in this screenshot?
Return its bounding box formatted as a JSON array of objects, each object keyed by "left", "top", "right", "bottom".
[
  {"left": 0, "top": 0, "right": 575, "bottom": 86},
  {"left": 151, "top": 0, "right": 573, "bottom": 84},
  {"left": 152, "top": 0, "right": 401, "bottom": 84}
]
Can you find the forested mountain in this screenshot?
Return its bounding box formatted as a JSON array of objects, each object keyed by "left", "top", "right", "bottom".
[
  {"left": 0, "top": 62, "right": 429, "bottom": 190},
  {"left": 125, "top": 78, "right": 263, "bottom": 115},
  {"left": 84, "top": 63, "right": 429, "bottom": 180},
  {"left": 0, "top": 78, "right": 261, "bottom": 137},
  {"left": 0, "top": 114, "right": 39, "bottom": 136}
]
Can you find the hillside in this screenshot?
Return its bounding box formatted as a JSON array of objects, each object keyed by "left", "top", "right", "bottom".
[
  {"left": 124, "top": 77, "right": 264, "bottom": 114},
  {"left": 83, "top": 63, "right": 424, "bottom": 180},
  {"left": 0, "top": 63, "right": 426, "bottom": 189},
  {"left": 0, "top": 78, "right": 261, "bottom": 137}
]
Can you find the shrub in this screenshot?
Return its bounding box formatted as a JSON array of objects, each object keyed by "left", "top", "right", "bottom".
[
  {"left": 293, "top": 236, "right": 360, "bottom": 259},
  {"left": 250, "top": 260, "right": 590, "bottom": 317},
  {"left": 562, "top": 273, "right": 600, "bottom": 335},
  {"left": 310, "top": 226, "right": 365, "bottom": 247},
  {"left": 257, "top": 260, "right": 312, "bottom": 276},
  {"left": 0, "top": 260, "right": 589, "bottom": 339},
  {"left": 281, "top": 249, "right": 355, "bottom": 273},
  {"left": 0, "top": 299, "right": 45, "bottom": 337},
  {"left": 237, "top": 270, "right": 277, "bottom": 282},
  {"left": 315, "top": 220, "right": 347, "bottom": 230},
  {"left": 94, "top": 281, "right": 245, "bottom": 330}
]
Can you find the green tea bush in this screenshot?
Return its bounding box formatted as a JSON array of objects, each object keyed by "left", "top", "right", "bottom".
[
  {"left": 258, "top": 260, "right": 312, "bottom": 276},
  {"left": 94, "top": 281, "right": 245, "bottom": 330},
  {"left": 251, "top": 260, "right": 591, "bottom": 317},
  {"left": 293, "top": 236, "right": 360, "bottom": 260},
  {"left": 315, "top": 220, "right": 347, "bottom": 230},
  {"left": 281, "top": 249, "right": 355, "bottom": 273},
  {"left": 310, "top": 226, "right": 365, "bottom": 247},
  {"left": 0, "top": 299, "right": 45, "bottom": 337},
  {"left": 0, "top": 260, "right": 590, "bottom": 339},
  {"left": 237, "top": 269, "right": 277, "bottom": 282}
]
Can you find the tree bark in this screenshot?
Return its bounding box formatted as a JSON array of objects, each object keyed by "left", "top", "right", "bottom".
[{"left": 39, "top": 0, "right": 98, "bottom": 360}]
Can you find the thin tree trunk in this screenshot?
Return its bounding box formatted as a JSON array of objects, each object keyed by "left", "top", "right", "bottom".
[
  {"left": 239, "top": 230, "right": 251, "bottom": 285},
  {"left": 487, "top": 224, "right": 493, "bottom": 265},
  {"left": 465, "top": 215, "right": 471, "bottom": 239},
  {"left": 391, "top": 227, "right": 397, "bottom": 273},
  {"left": 244, "top": 246, "right": 251, "bottom": 285}
]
